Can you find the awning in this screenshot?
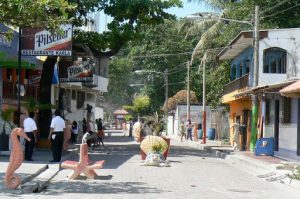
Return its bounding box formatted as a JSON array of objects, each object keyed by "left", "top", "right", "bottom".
[
  {"left": 113, "top": 109, "right": 128, "bottom": 115},
  {"left": 280, "top": 80, "right": 300, "bottom": 97},
  {"left": 0, "top": 59, "right": 36, "bottom": 69},
  {"left": 235, "top": 80, "right": 297, "bottom": 98}
]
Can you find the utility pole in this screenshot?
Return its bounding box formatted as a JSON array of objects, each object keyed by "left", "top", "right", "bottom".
[
  {"left": 202, "top": 56, "right": 206, "bottom": 144},
  {"left": 250, "top": 6, "right": 259, "bottom": 151},
  {"left": 164, "top": 68, "right": 168, "bottom": 135},
  {"left": 187, "top": 61, "right": 191, "bottom": 122},
  {"left": 17, "top": 27, "right": 22, "bottom": 127}
]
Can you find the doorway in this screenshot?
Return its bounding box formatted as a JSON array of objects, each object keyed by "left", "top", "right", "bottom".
[
  {"left": 274, "top": 100, "right": 280, "bottom": 151},
  {"left": 241, "top": 110, "right": 250, "bottom": 151}
]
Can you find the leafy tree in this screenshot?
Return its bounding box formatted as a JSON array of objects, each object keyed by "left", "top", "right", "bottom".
[
  {"left": 107, "top": 19, "right": 196, "bottom": 113},
  {"left": 124, "top": 95, "right": 151, "bottom": 118},
  {"left": 166, "top": 90, "right": 198, "bottom": 110},
  {"left": 0, "top": 0, "right": 74, "bottom": 31}
]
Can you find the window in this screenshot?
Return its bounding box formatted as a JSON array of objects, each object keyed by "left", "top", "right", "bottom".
[
  {"left": 245, "top": 59, "right": 250, "bottom": 74},
  {"left": 231, "top": 64, "right": 237, "bottom": 80},
  {"left": 263, "top": 48, "right": 287, "bottom": 74},
  {"left": 239, "top": 62, "right": 243, "bottom": 77}
]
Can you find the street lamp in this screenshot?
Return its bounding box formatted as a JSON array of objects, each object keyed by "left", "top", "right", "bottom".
[
  {"left": 134, "top": 69, "right": 169, "bottom": 135},
  {"left": 186, "top": 8, "right": 259, "bottom": 149},
  {"left": 129, "top": 83, "right": 145, "bottom": 87}
]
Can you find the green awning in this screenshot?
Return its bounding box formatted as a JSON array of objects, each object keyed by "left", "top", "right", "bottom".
[
  {"left": 0, "top": 60, "right": 36, "bottom": 69},
  {"left": 0, "top": 51, "right": 36, "bottom": 69}
]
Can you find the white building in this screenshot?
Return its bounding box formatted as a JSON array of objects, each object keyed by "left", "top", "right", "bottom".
[{"left": 218, "top": 28, "right": 300, "bottom": 160}]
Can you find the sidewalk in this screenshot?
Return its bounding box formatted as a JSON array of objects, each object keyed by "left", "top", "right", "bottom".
[
  {"left": 0, "top": 146, "right": 78, "bottom": 194},
  {"left": 170, "top": 135, "right": 300, "bottom": 189}
]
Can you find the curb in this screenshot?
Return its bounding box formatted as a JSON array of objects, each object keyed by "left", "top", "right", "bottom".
[
  {"left": 20, "top": 147, "right": 78, "bottom": 193},
  {"left": 20, "top": 164, "right": 48, "bottom": 185}
]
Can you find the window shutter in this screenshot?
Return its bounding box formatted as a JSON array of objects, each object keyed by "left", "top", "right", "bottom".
[{"left": 282, "top": 97, "right": 291, "bottom": 124}]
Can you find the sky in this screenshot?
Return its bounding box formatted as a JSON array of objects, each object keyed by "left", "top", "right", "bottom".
[
  {"left": 167, "top": 0, "right": 213, "bottom": 18},
  {"left": 97, "top": 0, "right": 212, "bottom": 32}
]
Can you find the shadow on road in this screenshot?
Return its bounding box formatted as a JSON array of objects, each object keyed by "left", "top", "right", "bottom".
[
  {"left": 169, "top": 145, "right": 212, "bottom": 158},
  {"left": 43, "top": 180, "right": 165, "bottom": 195}
]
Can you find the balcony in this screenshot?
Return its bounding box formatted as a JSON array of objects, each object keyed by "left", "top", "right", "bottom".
[
  {"left": 2, "top": 82, "right": 40, "bottom": 105},
  {"left": 223, "top": 74, "right": 249, "bottom": 95}
]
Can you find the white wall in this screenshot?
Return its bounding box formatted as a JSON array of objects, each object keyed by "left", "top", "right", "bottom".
[
  {"left": 174, "top": 105, "right": 212, "bottom": 136},
  {"left": 264, "top": 96, "right": 298, "bottom": 153},
  {"left": 258, "top": 28, "right": 300, "bottom": 86}
]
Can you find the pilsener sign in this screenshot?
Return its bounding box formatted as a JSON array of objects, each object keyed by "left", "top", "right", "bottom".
[
  {"left": 22, "top": 24, "right": 72, "bottom": 56},
  {"left": 60, "top": 59, "right": 95, "bottom": 82}
]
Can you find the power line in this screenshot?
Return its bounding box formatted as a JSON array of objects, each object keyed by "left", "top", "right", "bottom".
[
  {"left": 260, "top": 0, "right": 290, "bottom": 15},
  {"left": 168, "top": 66, "right": 187, "bottom": 75},
  {"left": 261, "top": 3, "right": 300, "bottom": 20},
  {"left": 168, "top": 61, "right": 188, "bottom": 72},
  {"left": 131, "top": 42, "right": 252, "bottom": 59}
]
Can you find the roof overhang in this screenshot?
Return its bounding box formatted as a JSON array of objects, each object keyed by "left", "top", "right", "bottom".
[
  {"left": 235, "top": 80, "right": 297, "bottom": 98},
  {"left": 280, "top": 80, "right": 300, "bottom": 97},
  {"left": 218, "top": 31, "right": 268, "bottom": 60}
]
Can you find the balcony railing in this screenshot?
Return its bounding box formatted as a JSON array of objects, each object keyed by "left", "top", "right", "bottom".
[
  {"left": 223, "top": 74, "right": 249, "bottom": 95},
  {"left": 2, "top": 82, "right": 40, "bottom": 104}
]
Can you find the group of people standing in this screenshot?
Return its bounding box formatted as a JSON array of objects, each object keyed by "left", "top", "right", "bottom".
[
  {"left": 23, "top": 108, "right": 103, "bottom": 163},
  {"left": 21, "top": 109, "right": 65, "bottom": 162},
  {"left": 180, "top": 120, "right": 202, "bottom": 142}
]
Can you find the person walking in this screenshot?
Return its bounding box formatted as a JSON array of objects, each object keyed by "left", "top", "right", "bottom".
[
  {"left": 193, "top": 122, "right": 198, "bottom": 142},
  {"left": 23, "top": 111, "right": 37, "bottom": 161},
  {"left": 48, "top": 109, "right": 65, "bottom": 162},
  {"left": 122, "top": 120, "right": 127, "bottom": 136},
  {"left": 129, "top": 119, "right": 133, "bottom": 137},
  {"left": 179, "top": 121, "right": 186, "bottom": 142},
  {"left": 82, "top": 118, "right": 87, "bottom": 134},
  {"left": 71, "top": 121, "right": 78, "bottom": 143},
  {"left": 230, "top": 122, "right": 241, "bottom": 151},
  {"left": 186, "top": 120, "right": 193, "bottom": 141},
  {"left": 96, "top": 118, "right": 105, "bottom": 147},
  {"left": 63, "top": 119, "right": 72, "bottom": 150}
]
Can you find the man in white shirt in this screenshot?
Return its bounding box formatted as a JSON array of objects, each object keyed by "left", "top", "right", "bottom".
[
  {"left": 23, "top": 112, "right": 37, "bottom": 161},
  {"left": 48, "top": 109, "right": 65, "bottom": 162}
]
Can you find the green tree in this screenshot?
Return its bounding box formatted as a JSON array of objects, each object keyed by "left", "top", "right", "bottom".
[
  {"left": 124, "top": 95, "right": 151, "bottom": 118},
  {"left": 107, "top": 20, "right": 196, "bottom": 112},
  {"left": 0, "top": 0, "right": 74, "bottom": 31}
]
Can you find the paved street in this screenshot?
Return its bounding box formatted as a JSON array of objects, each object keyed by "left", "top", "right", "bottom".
[{"left": 1, "top": 133, "right": 300, "bottom": 199}]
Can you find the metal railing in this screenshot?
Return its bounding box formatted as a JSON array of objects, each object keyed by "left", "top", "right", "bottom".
[{"left": 223, "top": 74, "right": 249, "bottom": 95}]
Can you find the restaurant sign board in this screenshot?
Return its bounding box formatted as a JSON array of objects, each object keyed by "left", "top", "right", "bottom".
[
  {"left": 21, "top": 24, "right": 72, "bottom": 56},
  {"left": 60, "top": 59, "right": 95, "bottom": 82}
]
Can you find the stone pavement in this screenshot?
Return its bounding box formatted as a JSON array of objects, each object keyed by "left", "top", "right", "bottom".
[
  {"left": 0, "top": 132, "right": 299, "bottom": 197},
  {"left": 0, "top": 146, "right": 77, "bottom": 194},
  {"left": 171, "top": 136, "right": 300, "bottom": 189}
]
